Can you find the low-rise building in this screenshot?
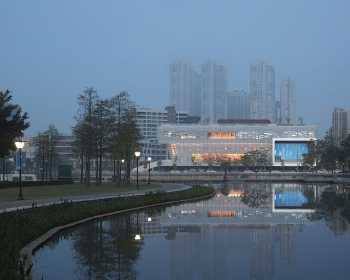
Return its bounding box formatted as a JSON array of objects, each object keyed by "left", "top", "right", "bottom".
[
  {"left": 136, "top": 106, "right": 190, "bottom": 161},
  {"left": 159, "top": 122, "right": 317, "bottom": 166}
]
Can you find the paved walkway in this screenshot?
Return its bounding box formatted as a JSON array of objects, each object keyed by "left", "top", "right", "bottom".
[{"left": 0, "top": 183, "right": 190, "bottom": 214}]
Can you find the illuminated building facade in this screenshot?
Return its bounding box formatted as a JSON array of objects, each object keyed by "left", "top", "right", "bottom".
[
  {"left": 136, "top": 106, "right": 189, "bottom": 161},
  {"left": 159, "top": 123, "right": 317, "bottom": 166},
  {"left": 272, "top": 138, "right": 316, "bottom": 167}
]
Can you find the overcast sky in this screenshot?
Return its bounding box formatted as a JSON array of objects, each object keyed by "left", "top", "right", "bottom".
[{"left": 1, "top": 0, "right": 349, "bottom": 136}]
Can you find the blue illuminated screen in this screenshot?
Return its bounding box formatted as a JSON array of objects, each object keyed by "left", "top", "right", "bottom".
[
  {"left": 274, "top": 192, "right": 308, "bottom": 208},
  {"left": 274, "top": 142, "right": 309, "bottom": 162}
]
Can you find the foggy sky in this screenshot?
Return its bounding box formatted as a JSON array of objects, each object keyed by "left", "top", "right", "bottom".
[{"left": 1, "top": 0, "right": 349, "bottom": 136}]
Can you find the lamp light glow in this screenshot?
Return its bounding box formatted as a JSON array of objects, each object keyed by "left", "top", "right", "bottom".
[
  {"left": 134, "top": 234, "right": 141, "bottom": 241},
  {"left": 134, "top": 151, "right": 141, "bottom": 158},
  {"left": 15, "top": 141, "right": 25, "bottom": 149}
]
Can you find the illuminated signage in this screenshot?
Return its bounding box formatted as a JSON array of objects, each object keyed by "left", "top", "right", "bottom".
[
  {"left": 208, "top": 131, "right": 237, "bottom": 139},
  {"left": 192, "top": 153, "right": 243, "bottom": 163}
]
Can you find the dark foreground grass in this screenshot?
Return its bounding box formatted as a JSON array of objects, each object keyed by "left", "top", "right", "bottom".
[{"left": 0, "top": 186, "right": 214, "bottom": 280}]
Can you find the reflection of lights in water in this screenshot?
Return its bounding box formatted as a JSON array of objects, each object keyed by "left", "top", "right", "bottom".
[
  {"left": 147, "top": 217, "right": 152, "bottom": 222},
  {"left": 180, "top": 210, "right": 197, "bottom": 215},
  {"left": 227, "top": 190, "right": 244, "bottom": 198},
  {"left": 134, "top": 234, "right": 141, "bottom": 241},
  {"left": 208, "top": 210, "right": 236, "bottom": 217}
]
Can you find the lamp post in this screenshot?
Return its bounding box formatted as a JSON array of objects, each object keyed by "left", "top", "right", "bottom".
[
  {"left": 120, "top": 159, "right": 125, "bottom": 183},
  {"left": 15, "top": 141, "right": 25, "bottom": 200},
  {"left": 147, "top": 157, "right": 152, "bottom": 185},
  {"left": 134, "top": 151, "right": 141, "bottom": 188}
]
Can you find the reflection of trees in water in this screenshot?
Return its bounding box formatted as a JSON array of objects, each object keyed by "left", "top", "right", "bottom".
[
  {"left": 71, "top": 214, "right": 144, "bottom": 280},
  {"left": 220, "top": 182, "right": 245, "bottom": 196},
  {"left": 312, "top": 188, "right": 350, "bottom": 235},
  {"left": 241, "top": 183, "right": 271, "bottom": 208},
  {"left": 301, "top": 187, "right": 316, "bottom": 208}
]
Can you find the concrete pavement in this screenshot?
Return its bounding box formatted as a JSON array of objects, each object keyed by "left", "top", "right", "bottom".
[{"left": 0, "top": 183, "right": 191, "bottom": 214}]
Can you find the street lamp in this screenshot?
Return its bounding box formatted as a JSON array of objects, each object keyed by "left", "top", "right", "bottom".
[
  {"left": 134, "top": 151, "right": 141, "bottom": 187},
  {"left": 120, "top": 159, "right": 125, "bottom": 182},
  {"left": 15, "top": 141, "right": 25, "bottom": 200},
  {"left": 147, "top": 157, "right": 152, "bottom": 185},
  {"left": 134, "top": 234, "right": 141, "bottom": 241}
]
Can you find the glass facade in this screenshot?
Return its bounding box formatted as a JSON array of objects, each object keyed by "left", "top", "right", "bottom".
[
  {"left": 159, "top": 124, "right": 317, "bottom": 166},
  {"left": 274, "top": 142, "right": 309, "bottom": 163}
]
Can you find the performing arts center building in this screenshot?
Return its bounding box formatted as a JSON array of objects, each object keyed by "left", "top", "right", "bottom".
[{"left": 158, "top": 120, "right": 317, "bottom": 167}]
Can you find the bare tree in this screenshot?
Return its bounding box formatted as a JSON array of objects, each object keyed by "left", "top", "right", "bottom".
[{"left": 73, "top": 88, "right": 98, "bottom": 185}]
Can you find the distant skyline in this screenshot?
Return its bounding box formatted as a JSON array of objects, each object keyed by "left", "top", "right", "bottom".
[{"left": 1, "top": 0, "right": 349, "bottom": 136}]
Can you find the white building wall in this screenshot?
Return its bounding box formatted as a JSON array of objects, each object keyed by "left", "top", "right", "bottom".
[{"left": 159, "top": 123, "right": 317, "bottom": 166}]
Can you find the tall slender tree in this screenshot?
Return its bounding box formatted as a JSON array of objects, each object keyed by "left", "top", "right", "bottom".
[
  {"left": 93, "top": 99, "right": 114, "bottom": 184},
  {"left": 34, "top": 125, "right": 59, "bottom": 181},
  {"left": 73, "top": 88, "right": 98, "bottom": 185}
]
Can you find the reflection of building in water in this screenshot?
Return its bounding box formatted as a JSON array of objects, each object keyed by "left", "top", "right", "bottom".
[
  {"left": 161, "top": 223, "right": 300, "bottom": 280},
  {"left": 272, "top": 184, "right": 317, "bottom": 213},
  {"left": 275, "top": 224, "right": 301, "bottom": 265},
  {"left": 250, "top": 228, "right": 274, "bottom": 280},
  {"left": 130, "top": 184, "right": 320, "bottom": 280}
]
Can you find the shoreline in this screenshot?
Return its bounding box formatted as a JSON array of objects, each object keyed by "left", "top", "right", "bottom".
[
  {"left": 135, "top": 173, "right": 350, "bottom": 185},
  {"left": 18, "top": 187, "right": 215, "bottom": 279}
]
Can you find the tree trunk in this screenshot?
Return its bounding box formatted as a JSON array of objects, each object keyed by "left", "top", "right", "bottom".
[
  {"left": 49, "top": 151, "right": 53, "bottom": 181},
  {"left": 85, "top": 155, "right": 90, "bottom": 185},
  {"left": 95, "top": 158, "right": 99, "bottom": 185},
  {"left": 113, "top": 159, "right": 116, "bottom": 182},
  {"left": 2, "top": 158, "right": 5, "bottom": 181},
  {"left": 80, "top": 153, "right": 84, "bottom": 184},
  {"left": 117, "top": 161, "right": 120, "bottom": 184},
  {"left": 41, "top": 152, "right": 45, "bottom": 182},
  {"left": 99, "top": 149, "right": 102, "bottom": 184},
  {"left": 126, "top": 153, "right": 131, "bottom": 184}
]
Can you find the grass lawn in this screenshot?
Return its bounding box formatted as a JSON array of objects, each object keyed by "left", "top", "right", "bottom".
[{"left": 0, "top": 183, "right": 161, "bottom": 202}]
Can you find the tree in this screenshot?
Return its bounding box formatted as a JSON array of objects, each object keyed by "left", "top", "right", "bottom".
[
  {"left": 340, "top": 135, "right": 350, "bottom": 172},
  {"left": 303, "top": 140, "right": 317, "bottom": 170},
  {"left": 93, "top": 99, "right": 114, "bottom": 184},
  {"left": 34, "top": 125, "right": 59, "bottom": 181},
  {"left": 0, "top": 90, "right": 30, "bottom": 180},
  {"left": 240, "top": 149, "right": 270, "bottom": 169},
  {"left": 116, "top": 110, "right": 141, "bottom": 183},
  {"left": 317, "top": 130, "right": 341, "bottom": 173},
  {"left": 108, "top": 92, "right": 136, "bottom": 183},
  {"left": 72, "top": 89, "right": 140, "bottom": 185},
  {"left": 72, "top": 88, "right": 99, "bottom": 185}
]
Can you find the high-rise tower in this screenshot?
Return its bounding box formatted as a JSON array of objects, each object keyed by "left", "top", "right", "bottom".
[
  {"left": 280, "top": 78, "right": 296, "bottom": 125},
  {"left": 201, "top": 61, "right": 227, "bottom": 123},
  {"left": 249, "top": 62, "right": 276, "bottom": 122}
]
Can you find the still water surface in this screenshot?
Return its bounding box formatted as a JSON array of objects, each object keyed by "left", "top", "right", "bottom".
[{"left": 33, "top": 183, "right": 350, "bottom": 280}]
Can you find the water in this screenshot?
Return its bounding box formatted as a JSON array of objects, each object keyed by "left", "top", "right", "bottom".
[{"left": 33, "top": 183, "right": 350, "bottom": 280}]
